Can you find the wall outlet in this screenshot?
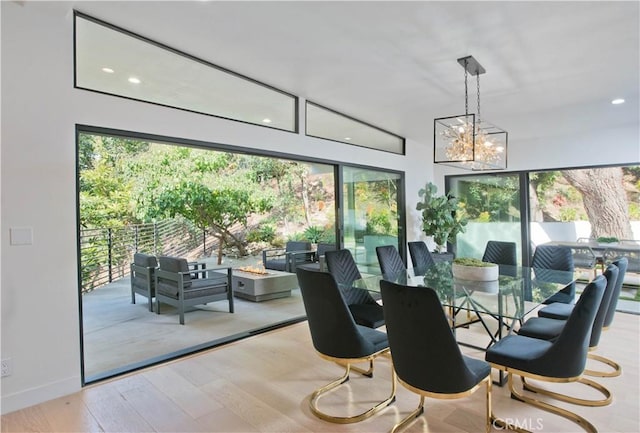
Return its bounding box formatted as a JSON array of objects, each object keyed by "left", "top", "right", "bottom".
[{"left": 1, "top": 358, "right": 12, "bottom": 377}]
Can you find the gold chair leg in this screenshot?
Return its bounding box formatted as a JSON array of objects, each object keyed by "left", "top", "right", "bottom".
[
  {"left": 391, "top": 396, "right": 424, "bottom": 433},
  {"left": 391, "top": 375, "right": 492, "bottom": 433},
  {"left": 584, "top": 352, "right": 622, "bottom": 377},
  {"left": 349, "top": 359, "right": 374, "bottom": 377},
  {"left": 507, "top": 374, "right": 597, "bottom": 433},
  {"left": 521, "top": 376, "right": 612, "bottom": 407},
  {"left": 309, "top": 363, "right": 396, "bottom": 424},
  {"left": 485, "top": 375, "right": 492, "bottom": 433}
]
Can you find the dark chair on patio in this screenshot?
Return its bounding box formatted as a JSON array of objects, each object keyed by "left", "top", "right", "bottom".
[
  {"left": 262, "top": 241, "right": 314, "bottom": 272},
  {"left": 130, "top": 252, "right": 158, "bottom": 312},
  {"left": 155, "top": 256, "right": 233, "bottom": 325},
  {"left": 315, "top": 242, "right": 336, "bottom": 262}
]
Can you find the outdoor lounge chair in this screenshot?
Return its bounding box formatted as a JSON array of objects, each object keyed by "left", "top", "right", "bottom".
[
  {"left": 130, "top": 252, "right": 158, "bottom": 312},
  {"left": 155, "top": 256, "right": 233, "bottom": 325},
  {"left": 262, "top": 241, "right": 314, "bottom": 272}
]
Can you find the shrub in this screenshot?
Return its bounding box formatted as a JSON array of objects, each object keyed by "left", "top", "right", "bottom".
[
  {"left": 303, "top": 225, "right": 325, "bottom": 243},
  {"left": 246, "top": 225, "right": 276, "bottom": 243}
]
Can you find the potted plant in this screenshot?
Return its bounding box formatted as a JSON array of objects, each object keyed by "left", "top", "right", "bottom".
[
  {"left": 416, "top": 182, "right": 468, "bottom": 256},
  {"left": 451, "top": 257, "right": 499, "bottom": 281}
]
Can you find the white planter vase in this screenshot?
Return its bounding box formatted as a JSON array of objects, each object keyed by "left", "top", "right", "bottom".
[
  {"left": 452, "top": 263, "right": 499, "bottom": 281},
  {"left": 454, "top": 278, "right": 499, "bottom": 293}
]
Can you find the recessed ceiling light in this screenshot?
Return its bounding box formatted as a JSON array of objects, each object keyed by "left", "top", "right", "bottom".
[
  {"left": 344, "top": 137, "right": 351, "bottom": 141},
  {"left": 101, "top": 67, "right": 114, "bottom": 74},
  {"left": 128, "top": 77, "right": 141, "bottom": 84},
  {"left": 262, "top": 118, "right": 272, "bottom": 123},
  {"left": 611, "top": 98, "right": 625, "bottom": 105}
]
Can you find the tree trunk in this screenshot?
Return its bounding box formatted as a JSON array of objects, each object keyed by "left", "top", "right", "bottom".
[
  {"left": 561, "top": 167, "right": 633, "bottom": 239},
  {"left": 299, "top": 173, "right": 311, "bottom": 226},
  {"left": 216, "top": 237, "right": 224, "bottom": 265},
  {"left": 528, "top": 182, "right": 544, "bottom": 222}
]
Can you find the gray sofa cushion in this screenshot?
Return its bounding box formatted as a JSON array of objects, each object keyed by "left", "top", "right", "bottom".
[
  {"left": 157, "top": 256, "right": 192, "bottom": 292},
  {"left": 132, "top": 253, "right": 157, "bottom": 291},
  {"left": 134, "top": 252, "right": 157, "bottom": 268}
]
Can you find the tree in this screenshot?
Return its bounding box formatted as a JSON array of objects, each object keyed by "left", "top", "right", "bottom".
[
  {"left": 561, "top": 167, "right": 633, "bottom": 239},
  {"left": 151, "top": 181, "right": 272, "bottom": 264},
  {"left": 79, "top": 134, "right": 148, "bottom": 228}
]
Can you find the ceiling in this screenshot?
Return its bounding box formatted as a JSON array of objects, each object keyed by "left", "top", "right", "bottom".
[{"left": 72, "top": 1, "right": 639, "bottom": 148}]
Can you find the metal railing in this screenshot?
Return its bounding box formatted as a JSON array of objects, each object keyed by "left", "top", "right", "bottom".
[{"left": 80, "top": 219, "right": 214, "bottom": 293}]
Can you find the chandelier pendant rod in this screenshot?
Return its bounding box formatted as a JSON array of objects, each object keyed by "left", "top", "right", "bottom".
[
  {"left": 464, "top": 58, "right": 469, "bottom": 116},
  {"left": 477, "top": 72, "right": 481, "bottom": 125}
]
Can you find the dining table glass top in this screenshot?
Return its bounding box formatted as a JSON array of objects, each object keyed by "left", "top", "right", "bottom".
[{"left": 349, "top": 261, "right": 577, "bottom": 322}]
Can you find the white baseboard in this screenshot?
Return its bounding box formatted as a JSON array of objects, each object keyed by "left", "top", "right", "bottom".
[{"left": 1, "top": 375, "right": 80, "bottom": 415}]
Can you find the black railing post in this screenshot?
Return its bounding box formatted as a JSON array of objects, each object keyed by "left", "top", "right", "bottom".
[
  {"left": 107, "top": 228, "right": 113, "bottom": 283},
  {"left": 134, "top": 225, "right": 139, "bottom": 253},
  {"left": 154, "top": 222, "right": 158, "bottom": 255}
]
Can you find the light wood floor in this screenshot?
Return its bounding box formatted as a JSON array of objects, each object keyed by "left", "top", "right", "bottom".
[{"left": 2, "top": 311, "right": 639, "bottom": 433}]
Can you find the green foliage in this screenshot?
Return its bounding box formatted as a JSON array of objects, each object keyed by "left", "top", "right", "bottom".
[
  {"left": 416, "top": 182, "right": 467, "bottom": 251},
  {"left": 148, "top": 180, "right": 273, "bottom": 263},
  {"left": 365, "top": 210, "right": 394, "bottom": 235},
  {"left": 565, "top": 186, "right": 582, "bottom": 202},
  {"left": 629, "top": 201, "right": 640, "bottom": 220},
  {"left": 151, "top": 181, "right": 272, "bottom": 230},
  {"left": 530, "top": 171, "right": 559, "bottom": 198},
  {"left": 246, "top": 225, "right": 276, "bottom": 243},
  {"left": 287, "top": 232, "right": 307, "bottom": 241},
  {"left": 622, "top": 166, "right": 640, "bottom": 182},
  {"left": 559, "top": 207, "right": 578, "bottom": 222},
  {"left": 597, "top": 236, "right": 619, "bottom": 243},
  {"left": 453, "top": 257, "right": 495, "bottom": 267},
  {"left": 476, "top": 211, "right": 491, "bottom": 222},
  {"left": 319, "top": 223, "right": 336, "bottom": 243},
  {"left": 422, "top": 261, "right": 454, "bottom": 299},
  {"left": 303, "top": 226, "right": 325, "bottom": 243},
  {"left": 79, "top": 134, "right": 149, "bottom": 228},
  {"left": 460, "top": 177, "right": 519, "bottom": 222},
  {"left": 271, "top": 236, "right": 286, "bottom": 248}
]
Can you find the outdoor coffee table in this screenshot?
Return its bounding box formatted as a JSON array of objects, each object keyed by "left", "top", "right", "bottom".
[{"left": 231, "top": 268, "right": 298, "bottom": 302}]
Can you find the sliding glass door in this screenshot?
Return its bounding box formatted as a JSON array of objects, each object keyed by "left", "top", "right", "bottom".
[
  {"left": 448, "top": 174, "right": 523, "bottom": 263},
  {"left": 341, "top": 167, "right": 404, "bottom": 270}
]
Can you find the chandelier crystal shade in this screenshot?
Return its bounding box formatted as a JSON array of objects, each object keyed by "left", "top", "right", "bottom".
[{"left": 434, "top": 56, "right": 508, "bottom": 170}]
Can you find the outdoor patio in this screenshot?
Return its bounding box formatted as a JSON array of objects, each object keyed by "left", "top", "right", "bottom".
[{"left": 82, "top": 255, "right": 306, "bottom": 380}]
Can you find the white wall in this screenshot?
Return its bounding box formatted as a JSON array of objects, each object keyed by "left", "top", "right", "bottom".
[
  {"left": 0, "top": 2, "right": 432, "bottom": 413},
  {"left": 2, "top": 1, "right": 639, "bottom": 414}
]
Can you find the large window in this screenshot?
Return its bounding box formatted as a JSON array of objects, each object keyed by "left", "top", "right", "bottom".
[
  {"left": 447, "top": 164, "right": 639, "bottom": 308},
  {"left": 449, "top": 173, "right": 522, "bottom": 263},
  {"left": 75, "top": 12, "right": 297, "bottom": 131},
  {"left": 306, "top": 101, "right": 405, "bottom": 154},
  {"left": 78, "top": 127, "right": 407, "bottom": 383},
  {"left": 78, "top": 130, "right": 335, "bottom": 382}
]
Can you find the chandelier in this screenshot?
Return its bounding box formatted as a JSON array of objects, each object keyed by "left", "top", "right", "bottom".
[{"left": 434, "top": 56, "right": 508, "bottom": 170}]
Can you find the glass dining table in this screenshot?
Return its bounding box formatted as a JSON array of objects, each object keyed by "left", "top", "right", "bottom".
[
  {"left": 348, "top": 261, "right": 576, "bottom": 385},
  {"left": 349, "top": 261, "right": 576, "bottom": 350}
]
